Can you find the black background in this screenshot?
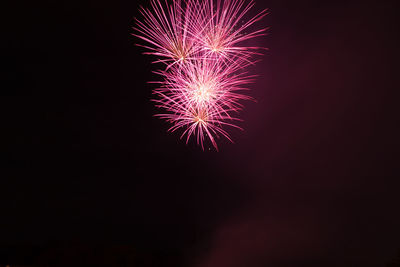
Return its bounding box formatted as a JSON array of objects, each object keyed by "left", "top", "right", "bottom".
[{"left": 2, "top": 0, "right": 400, "bottom": 266}]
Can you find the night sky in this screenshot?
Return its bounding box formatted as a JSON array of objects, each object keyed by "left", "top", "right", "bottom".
[{"left": 2, "top": 0, "right": 400, "bottom": 266}]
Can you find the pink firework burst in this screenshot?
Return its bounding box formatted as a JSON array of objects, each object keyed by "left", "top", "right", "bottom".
[
  {"left": 133, "top": 0, "right": 267, "bottom": 150},
  {"left": 192, "top": 0, "right": 268, "bottom": 63},
  {"left": 133, "top": 0, "right": 199, "bottom": 68}
]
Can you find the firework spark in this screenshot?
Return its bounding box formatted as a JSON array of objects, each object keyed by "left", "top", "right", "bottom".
[{"left": 134, "top": 0, "right": 267, "bottom": 150}]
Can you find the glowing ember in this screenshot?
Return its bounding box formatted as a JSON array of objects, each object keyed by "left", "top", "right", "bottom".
[{"left": 134, "top": 0, "right": 267, "bottom": 150}]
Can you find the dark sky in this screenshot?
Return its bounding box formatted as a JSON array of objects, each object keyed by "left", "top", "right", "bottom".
[{"left": 2, "top": 0, "right": 400, "bottom": 266}]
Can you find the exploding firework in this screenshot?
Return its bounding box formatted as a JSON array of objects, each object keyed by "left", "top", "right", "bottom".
[
  {"left": 192, "top": 0, "right": 268, "bottom": 64},
  {"left": 133, "top": 0, "right": 198, "bottom": 68},
  {"left": 134, "top": 0, "right": 267, "bottom": 150}
]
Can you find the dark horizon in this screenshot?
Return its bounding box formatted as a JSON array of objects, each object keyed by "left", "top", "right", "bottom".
[{"left": 2, "top": 0, "right": 400, "bottom": 266}]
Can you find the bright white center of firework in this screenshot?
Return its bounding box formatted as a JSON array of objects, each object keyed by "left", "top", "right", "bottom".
[
  {"left": 196, "top": 116, "right": 205, "bottom": 123},
  {"left": 194, "top": 111, "right": 207, "bottom": 124},
  {"left": 193, "top": 84, "right": 213, "bottom": 103},
  {"left": 210, "top": 45, "right": 224, "bottom": 53},
  {"left": 207, "top": 36, "right": 224, "bottom": 53}
]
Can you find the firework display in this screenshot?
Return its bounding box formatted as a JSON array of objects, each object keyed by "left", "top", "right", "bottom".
[{"left": 134, "top": 0, "right": 267, "bottom": 150}]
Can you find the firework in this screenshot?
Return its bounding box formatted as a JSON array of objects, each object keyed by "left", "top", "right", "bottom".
[
  {"left": 133, "top": 0, "right": 198, "bottom": 68},
  {"left": 134, "top": 0, "right": 267, "bottom": 150},
  {"left": 192, "top": 0, "right": 268, "bottom": 64}
]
